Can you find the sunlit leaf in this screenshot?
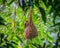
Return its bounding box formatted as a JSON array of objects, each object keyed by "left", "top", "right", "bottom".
[{"left": 11, "top": 21, "right": 15, "bottom": 28}]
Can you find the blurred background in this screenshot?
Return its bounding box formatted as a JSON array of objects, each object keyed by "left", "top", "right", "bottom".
[{"left": 0, "top": 0, "right": 60, "bottom": 48}]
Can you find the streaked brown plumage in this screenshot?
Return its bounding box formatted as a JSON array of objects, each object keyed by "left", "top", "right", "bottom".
[{"left": 24, "top": 7, "right": 38, "bottom": 39}]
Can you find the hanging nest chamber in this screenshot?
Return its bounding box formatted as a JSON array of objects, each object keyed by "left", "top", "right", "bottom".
[{"left": 24, "top": 7, "right": 38, "bottom": 39}]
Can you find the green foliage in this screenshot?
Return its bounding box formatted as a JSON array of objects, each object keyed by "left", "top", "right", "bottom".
[
  {"left": 0, "top": 16, "right": 6, "bottom": 26},
  {"left": 0, "top": 0, "right": 60, "bottom": 48}
]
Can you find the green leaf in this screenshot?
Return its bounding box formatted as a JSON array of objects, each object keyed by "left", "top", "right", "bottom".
[
  {"left": 18, "top": 0, "right": 26, "bottom": 10},
  {"left": 31, "top": 43, "right": 42, "bottom": 48},
  {"left": 29, "top": 0, "right": 33, "bottom": 7},
  {"left": 8, "top": 0, "right": 14, "bottom": 5},
  {"left": 35, "top": 0, "right": 39, "bottom": 7},
  {"left": 11, "top": 41, "right": 18, "bottom": 45},
  {"left": 38, "top": 7, "right": 46, "bottom": 23},
  {"left": 51, "top": 22, "right": 60, "bottom": 27},
  {"left": 2, "top": 0, "right": 7, "bottom": 4},
  {"left": 53, "top": 12, "right": 57, "bottom": 24},
  {"left": 16, "top": 35, "right": 23, "bottom": 43},
  {"left": 0, "top": 16, "right": 4, "bottom": 21},
  {"left": 0, "top": 16, "right": 6, "bottom": 26},
  {"left": 0, "top": 21, "right": 5, "bottom": 26}
]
